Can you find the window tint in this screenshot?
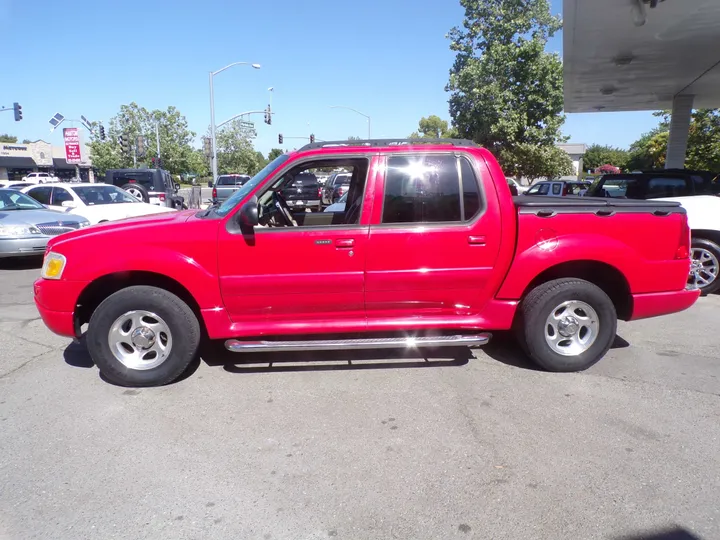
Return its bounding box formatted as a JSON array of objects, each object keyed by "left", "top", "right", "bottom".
[
  {"left": 646, "top": 177, "right": 690, "bottom": 198},
  {"left": 537, "top": 183, "right": 549, "bottom": 195},
  {"left": 382, "top": 155, "right": 461, "bottom": 224},
  {"left": 51, "top": 188, "right": 74, "bottom": 205},
  {"left": 112, "top": 171, "right": 158, "bottom": 191},
  {"left": 460, "top": 157, "right": 481, "bottom": 220},
  {"left": 27, "top": 186, "right": 52, "bottom": 205},
  {"left": 552, "top": 183, "right": 562, "bottom": 195}
]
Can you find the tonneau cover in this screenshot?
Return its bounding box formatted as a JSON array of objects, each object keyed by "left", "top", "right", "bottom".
[{"left": 514, "top": 195, "right": 682, "bottom": 209}]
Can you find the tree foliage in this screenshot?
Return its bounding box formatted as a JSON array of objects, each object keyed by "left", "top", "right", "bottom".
[
  {"left": 501, "top": 143, "right": 573, "bottom": 181},
  {"left": 213, "top": 119, "right": 265, "bottom": 175},
  {"left": 0, "top": 134, "right": 18, "bottom": 143},
  {"left": 446, "top": 0, "right": 567, "bottom": 179},
  {"left": 267, "top": 148, "right": 285, "bottom": 161},
  {"left": 409, "top": 115, "right": 459, "bottom": 139},
  {"left": 89, "top": 102, "right": 202, "bottom": 175},
  {"left": 583, "top": 144, "right": 629, "bottom": 171}
]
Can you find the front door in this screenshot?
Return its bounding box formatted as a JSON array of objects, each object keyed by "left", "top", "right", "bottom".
[
  {"left": 364, "top": 153, "right": 502, "bottom": 326},
  {"left": 217, "top": 155, "right": 376, "bottom": 332}
]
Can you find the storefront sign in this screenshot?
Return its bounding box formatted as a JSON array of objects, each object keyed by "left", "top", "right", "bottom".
[
  {"left": 63, "top": 128, "right": 82, "bottom": 164},
  {"left": 0, "top": 144, "right": 29, "bottom": 156}
]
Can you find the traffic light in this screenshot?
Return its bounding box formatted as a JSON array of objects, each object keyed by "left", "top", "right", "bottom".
[
  {"left": 278, "top": 134, "right": 283, "bottom": 144},
  {"left": 119, "top": 134, "right": 131, "bottom": 155},
  {"left": 203, "top": 137, "right": 212, "bottom": 157},
  {"left": 310, "top": 133, "right": 315, "bottom": 144},
  {"left": 136, "top": 135, "right": 145, "bottom": 157},
  {"left": 99, "top": 125, "right": 106, "bottom": 140},
  {"left": 13, "top": 102, "right": 22, "bottom": 122},
  {"left": 265, "top": 105, "right": 272, "bottom": 125},
  {"left": 118, "top": 135, "right": 124, "bottom": 151}
]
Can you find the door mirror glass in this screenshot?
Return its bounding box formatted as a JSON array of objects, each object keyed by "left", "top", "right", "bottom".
[{"left": 238, "top": 197, "right": 259, "bottom": 228}]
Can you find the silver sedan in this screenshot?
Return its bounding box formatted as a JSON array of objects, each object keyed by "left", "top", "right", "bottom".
[{"left": 0, "top": 189, "right": 90, "bottom": 258}]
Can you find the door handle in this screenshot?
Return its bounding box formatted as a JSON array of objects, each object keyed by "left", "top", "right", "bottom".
[
  {"left": 468, "top": 235, "right": 486, "bottom": 246},
  {"left": 335, "top": 238, "right": 355, "bottom": 248}
]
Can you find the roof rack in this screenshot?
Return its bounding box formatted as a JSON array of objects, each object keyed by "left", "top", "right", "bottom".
[{"left": 298, "top": 138, "right": 478, "bottom": 151}]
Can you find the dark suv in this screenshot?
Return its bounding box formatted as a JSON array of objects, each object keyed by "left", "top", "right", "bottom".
[
  {"left": 278, "top": 171, "right": 321, "bottom": 211},
  {"left": 105, "top": 168, "right": 183, "bottom": 207}
]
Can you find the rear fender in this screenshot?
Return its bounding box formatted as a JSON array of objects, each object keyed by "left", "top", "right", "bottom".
[{"left": 497, "top": 233, "right": 652, "bottom": 299}]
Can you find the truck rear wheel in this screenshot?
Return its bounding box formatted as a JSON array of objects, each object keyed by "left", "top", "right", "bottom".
[
  {"left": 86, "top": 286, "right": 201, "bottom": 387},
  {"left": 516, "top": 278, "right": 617, "bottom": 372}
]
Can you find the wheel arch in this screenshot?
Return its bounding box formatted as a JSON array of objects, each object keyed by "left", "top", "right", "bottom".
[
  {"left": 75, "top": 271, "right": 206, "bottom": 335},
  {"left": 520, "top": 260, "right": 633, "bottom": 321},
  {"left": 691, "top": 229, "right": 720, "bottom": 246}
]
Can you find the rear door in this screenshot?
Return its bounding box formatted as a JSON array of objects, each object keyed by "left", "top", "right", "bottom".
[{"left": 364, "top": 152, "right": 503, "bottom": 324}]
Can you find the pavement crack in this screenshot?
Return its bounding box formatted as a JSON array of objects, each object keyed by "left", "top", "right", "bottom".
[{"left": 0, "top": 349, "right": 51, "bottom": 379}]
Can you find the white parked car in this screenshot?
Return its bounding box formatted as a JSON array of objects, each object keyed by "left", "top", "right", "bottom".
[
  {"left": 21, "top": 172, "right": 60, "bottom": 184},
  {"left": 21, "top": 183, "right": 176, "bottom": 225}
]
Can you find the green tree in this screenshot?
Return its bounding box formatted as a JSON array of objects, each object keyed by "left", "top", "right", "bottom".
[
  {"left": 501, "top": 143, "right": 573, "bottom": 181},
  {"left": 446, "top": 0, "right": 566, "bottom": 175},
  {"left": 0, "top": 134, "right": 18, "bottom": 143},
  {"left": 214, "top": 119, "right": 264, "bottom": 175},
  {"left": 267, "top": 148, "right": 284, "bottom": 161},
  {"left": 88, "top": 102, "right": 198, "bottom": 175},
  {"left": 348, "top": 135, "right": 361, "bottom": 141},
  {"left": 583, "top": 144, "right": 629, "bottom": 171},
  {"left": 409, "top": 115, "right": 459, "bottom": 139},
  {"left": 22, "top": 139, "right": 31, "bottom": 144},
  {"left": 626, "top": 129, "right": 668, "bottom": 171}
]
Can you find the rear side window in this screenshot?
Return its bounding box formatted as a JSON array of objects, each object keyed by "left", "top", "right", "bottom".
[
  {"left": 552, "top": 183, "right": 562, "bottom": 195},
  {"left": 646, "top": 177, "right": 691, "bottom": 198},
  {"left": 51, "top": 188, "right": 74, "bottom": 205},
  {"left": 112, "top": 172, "right": 157, "bottom": 191},
  {"left": 382, "top": 154, "right": 482, "bottom": 224},
  {"left": 26, "top": 186, "right": 52, "bottom": 205}
]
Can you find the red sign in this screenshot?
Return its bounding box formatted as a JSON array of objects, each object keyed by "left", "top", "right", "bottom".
[{"left": 63, "top": 127, "right": 82, "bottom": 164}]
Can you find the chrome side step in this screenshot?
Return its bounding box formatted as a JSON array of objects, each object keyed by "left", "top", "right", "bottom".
[{"left": 225, "top": 333, "right": 491, "bottom": 353}]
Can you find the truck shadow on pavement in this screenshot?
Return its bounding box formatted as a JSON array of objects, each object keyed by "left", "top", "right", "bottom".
[
  {"left": 614, "top": 526, "right": 703, "bottom": 539},
  {"left": 62, "top": 332, "right": 632, "bottom": 382},
  {"left": 0, "top": 256, "right": 43, "bottom": 271}
]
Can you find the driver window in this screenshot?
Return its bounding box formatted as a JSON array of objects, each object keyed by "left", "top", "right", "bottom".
[{"left": 257, "top": 158, "right": 370, "bottom": 229}]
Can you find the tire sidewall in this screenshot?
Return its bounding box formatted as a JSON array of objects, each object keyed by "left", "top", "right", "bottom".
[
  {"left": 121, "top": 183, "right": 149, "bottom": 203},
  {"left": 691, "top": 238, "right": 720, "bottom": 296},
  {"left": 86, "top": 287, "right": 200, "bottom": 387},
  {"left": 522, "top": 282, "right": 617, "bottom": 372}
]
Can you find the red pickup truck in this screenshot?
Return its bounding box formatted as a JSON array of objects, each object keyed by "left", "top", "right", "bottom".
[{"left": 34, "top": 139, "right": 699, "bottom": 387}]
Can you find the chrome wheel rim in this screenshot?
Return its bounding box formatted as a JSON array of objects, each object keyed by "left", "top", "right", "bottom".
[
  {"left": 544, "top": 300, "right": 599, "bottom": 356},
  {"left": 688, "top": 247, "right": 719, "bottom": 289},
  {"left": 125, "top": 187, "right": 144, "bottom": 200},
  {"left": 108, "top": 310, "right": 172, "bottom": 370}
]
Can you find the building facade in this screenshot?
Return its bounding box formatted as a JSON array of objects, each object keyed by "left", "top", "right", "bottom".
[{"left": 0, "top": 140, "right": 94, "bottom": 182}]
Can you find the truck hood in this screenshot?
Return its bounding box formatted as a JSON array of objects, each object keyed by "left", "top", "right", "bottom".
[{"left": 47, "top": 209, "right": 196, "bottom": 251}]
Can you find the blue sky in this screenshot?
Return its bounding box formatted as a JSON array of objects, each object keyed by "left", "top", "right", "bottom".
[{"left": 1, "top": 0, "right": 660, "bottom": 156}]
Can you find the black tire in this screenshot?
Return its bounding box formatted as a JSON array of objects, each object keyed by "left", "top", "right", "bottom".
[
  {"left": 121, "top": 183, "right": 149, "bottom": 203},
  {"left": 86, "top": 286, "right": 201, "bottom": 387},
  {"left": 515, "top": 278, "right": 617, "bottom": 372},
  {"left": 689, "top": 237, "right": 720, "bottom": 296}
]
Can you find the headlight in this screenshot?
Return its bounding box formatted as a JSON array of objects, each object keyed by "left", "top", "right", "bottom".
[
  {"left": 41, "top": 252, "right": 67, "bottom": 280},
  {"left": 78, "top": 220, "right": 91, "bottom": 228},
  {"left": 0, "top": 224, "right": 41, "bottom": 237}
]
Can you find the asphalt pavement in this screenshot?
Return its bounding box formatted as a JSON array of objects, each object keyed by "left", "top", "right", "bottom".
[{"left": 1, "top": 259, "right": 719, "bottom": 540}]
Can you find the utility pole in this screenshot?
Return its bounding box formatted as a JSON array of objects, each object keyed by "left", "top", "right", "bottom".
[{"left": 155, "top": 121, "right": 160, "bottom": 162}]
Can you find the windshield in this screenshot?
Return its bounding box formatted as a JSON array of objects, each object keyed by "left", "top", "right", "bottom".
[
  {"left": 216, "top": 153, "right": 290, "bottom": 217},
  {"left": 72, "top": 185, "right": 139, "bottom": 205},
  {"left": 0, "top": 189, "right": 45, "bottom": 210}
]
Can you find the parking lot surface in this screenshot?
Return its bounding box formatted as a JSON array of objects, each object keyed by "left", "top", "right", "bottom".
[{"left": 1, "top": 260, "right": 719, "bottom": 540}]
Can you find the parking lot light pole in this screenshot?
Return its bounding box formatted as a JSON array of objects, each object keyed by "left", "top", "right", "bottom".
[
  {"left": 209, "top": 62, "right": 261, "bottom": 183},
  {"left": 329, "top": 105, "right": 371, "bottom": 139}
]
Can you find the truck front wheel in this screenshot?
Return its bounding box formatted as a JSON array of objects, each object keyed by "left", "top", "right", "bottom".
[
  {"left": 86, "top": 286, "right": 201, "bottom": 387},
  {"left": 516, "top": 278, "right": 617, "bottom": 372}
]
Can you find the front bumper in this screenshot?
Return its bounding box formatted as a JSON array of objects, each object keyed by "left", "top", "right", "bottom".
[
  {"left": 629, "top": 288, "right": 701, "bottom": 321},
  {"left": 34, "top": 278, "right": 88, "bottom": 338},
  {"left": 0, "top": 236, "right": 49, "bottom": 257}
]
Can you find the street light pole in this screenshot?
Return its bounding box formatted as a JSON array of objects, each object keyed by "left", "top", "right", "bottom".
[
  {"left": 329, "top": 105, "right": 371, "bottom": 139},
  {"left": 209, "top": 61, "right": 261, "bottom": 183}
]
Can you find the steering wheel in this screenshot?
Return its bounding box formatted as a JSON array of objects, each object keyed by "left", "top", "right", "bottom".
[{"left": 272, "top": 191, "right": 295, "bottom": 226}]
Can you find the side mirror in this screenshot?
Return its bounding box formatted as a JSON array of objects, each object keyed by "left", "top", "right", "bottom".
[
  {"left": 173, "top": 182, "right": 180, "bottom": 192},
  {"left": 238, "top": 197, "right": 259, "bottom": 228},
  {"left": 61, "top": 201, "right": 77, "bottom": 208}
]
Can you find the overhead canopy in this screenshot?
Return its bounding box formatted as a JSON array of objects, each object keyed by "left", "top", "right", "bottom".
[{"left": 563, "top": 0, "right": 720, "bottom": 113}]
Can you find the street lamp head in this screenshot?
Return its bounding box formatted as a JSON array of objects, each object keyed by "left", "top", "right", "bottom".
[{"left": 252, "top": 63, "right": 262, "bottom": 69}]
